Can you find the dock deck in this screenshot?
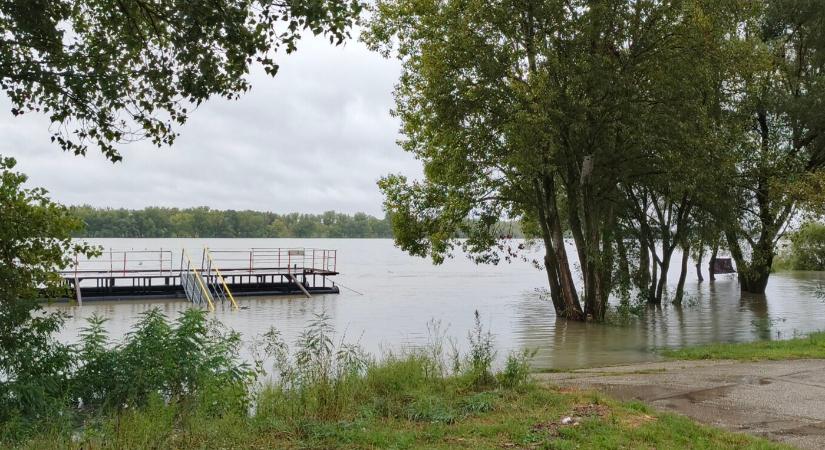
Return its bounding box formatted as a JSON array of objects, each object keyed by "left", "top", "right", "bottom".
[{"left": 60, "top": 247, "right": 339, "bottom": 303}]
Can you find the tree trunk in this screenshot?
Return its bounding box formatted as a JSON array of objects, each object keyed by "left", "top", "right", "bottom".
[
  {"left": 637, "top": 233, "right": 650, "bottom": 293},
  {"left": 726, "top": 230, "right": 774, "bottom": 294},
  {"left": 615, "top": 235, "right": 631, "bottom": 301},
  {"left": 739, "top": 265, "right": 771, "bottom": 293},
  {"left": 708, "top": 244, "right": 718, "bottom": 281},
  {"left": 550, "top": 220, "right": 584, "bottom": 318},
  {"left": 654, "top": 244, "right": 675, "bottom": 303},
  {"left": 535, "top": 177, "right": 584, "bottom": 320},
  {"left": 543, "top": 252, "right": 565, "bottom": 314},
  {"left": 695, "top": 246, "right": 704, "bottom": 282},
  {"left": 673, "top": 244, "right": 690, "bottom": 304},
  {"left": 649, "top": 246, "right": 659, "bottom": 302},
  {"left": 737, "top": 238, "right": 774, "bottom": 294},
  {"left": 655, "top": 258, "right": 669, "bottom": 303}
]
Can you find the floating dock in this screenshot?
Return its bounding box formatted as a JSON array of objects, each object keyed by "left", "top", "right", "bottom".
[{"left": 59, "top": 247, "right": 339, "bottom": 307}]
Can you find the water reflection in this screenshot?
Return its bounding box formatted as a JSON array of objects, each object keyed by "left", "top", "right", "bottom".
[{"left": 46, "top": 238, "right": 825, "bottom": 370}]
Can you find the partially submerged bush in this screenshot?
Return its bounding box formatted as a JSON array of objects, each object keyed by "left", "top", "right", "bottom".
[
  {"left": 1, "top": 307, "right": 253, "bottom": 443},
  {"left": 6, "top": 308, "right": 536, "bottom": 447},
  {"left": 253, "top": 310, "right": 535, "bottom": 427},
  {"left": 74, "top": 308, "right": 253, "bottom": 412},
  {"left": 254, "top": 312, "right": 369, "bottom": 419}
]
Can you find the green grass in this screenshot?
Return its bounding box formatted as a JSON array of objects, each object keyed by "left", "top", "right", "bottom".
[
  {"left": 663, "top": 331, "right": 825, "bottom": 361},
  {"left": 17, "top": 362, "right": 788, "bottom": 450},
  {"left": 5, "top": 310, "right": 796, "bottom": 449}
]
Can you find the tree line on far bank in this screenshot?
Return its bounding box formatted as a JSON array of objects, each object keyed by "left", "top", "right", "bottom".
[
  {"left": 69, "top": 207, "right": 395, "bottom": 238},
  {"left": 69, "top": 206, "right": 527, "bottom": 239}
]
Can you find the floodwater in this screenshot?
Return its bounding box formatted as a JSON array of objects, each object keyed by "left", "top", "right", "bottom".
[{"left": 46, "top": 238, "right": 825, "bottom": 370}]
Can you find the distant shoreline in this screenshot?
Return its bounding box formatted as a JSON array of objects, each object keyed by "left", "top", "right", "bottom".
[
  {"left": 68, "top": 206, "right": 525, "bottom": 239},
  {"left": 69, "top": 206, "right": 395, "bottom": 239}
]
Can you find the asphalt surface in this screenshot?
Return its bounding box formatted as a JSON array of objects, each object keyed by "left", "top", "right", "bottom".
[{"left": 535, "top": 359, "right": 825, "bottom": 449}]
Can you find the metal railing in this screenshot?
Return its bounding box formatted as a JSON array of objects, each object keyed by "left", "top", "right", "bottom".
[
  {"left": 70, "top": 249, "right": 175, "bottom": 276},
  {"left": 66, "top": 247, "right": 337, "bottom": 276},
  {"left": 207, "top": 248, "right": 337, "bottom": 273}
]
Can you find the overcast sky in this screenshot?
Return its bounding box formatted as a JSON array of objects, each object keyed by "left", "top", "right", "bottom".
[{"left": 0, "top": 35, "right": 419, "bottom": 217}]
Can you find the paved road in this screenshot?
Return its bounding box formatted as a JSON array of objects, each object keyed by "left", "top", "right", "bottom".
[{"left": 535, "top": 359, "right": 825, "bottom": 449}]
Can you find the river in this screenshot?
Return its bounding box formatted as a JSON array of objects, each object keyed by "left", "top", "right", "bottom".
[{"left": 45, "top": 238, "right": 825, "bottom": 370}]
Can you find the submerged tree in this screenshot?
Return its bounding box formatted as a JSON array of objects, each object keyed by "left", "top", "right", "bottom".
[
  {"left": 366, "top": 0, "right": 730, "bottom": 321},
  {"left": 723, "top": 1, "right": 825, "bottom": 293},
  {"left": 1, "top": 0, "right": 362, "bottom": 161}
]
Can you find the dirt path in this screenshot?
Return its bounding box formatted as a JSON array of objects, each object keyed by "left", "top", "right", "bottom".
[{"left": 535, "top": 359, "right": 825, "bottom": 449}]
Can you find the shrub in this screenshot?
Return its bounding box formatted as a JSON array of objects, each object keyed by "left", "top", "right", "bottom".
[
  {"left": 465, "top": 310, "right": 496, "bottom": 388},
  {"left": 498, "top": 349, "right": 537, "bottom": 388},
  {"left": 73, "top": 308, "right": 253, "bottom": 412},
  {"left": 254, "top": 312, "right": 370, "bottom": 420},
  {"left": 774, "top": 222, "right": 825, "bottom": 271},
  {"left": 0, "top": 156, "right": 97, "bottom": 439},
  {"left": 1, "top": 306, "right": 255, "bottom": 445}
]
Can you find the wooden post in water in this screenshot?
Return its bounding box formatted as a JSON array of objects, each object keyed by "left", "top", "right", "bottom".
[{"left": 74, "top": 275, "right": 82, "bottom": 306}]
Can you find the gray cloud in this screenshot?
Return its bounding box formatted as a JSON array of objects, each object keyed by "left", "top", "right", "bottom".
[{"left": 0, "top": 35, "right": 419, "bottom": 216}]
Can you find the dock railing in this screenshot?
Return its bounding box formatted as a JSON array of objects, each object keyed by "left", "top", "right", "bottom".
[
  {"left": 66, "top": 247, "right": 336, "bottom": 277},
  {"left": 70, "top": 249, "right": 175, "bottom": 276},
  {"left": 206, "top": 248, "right": 337, "bottom": 274}
]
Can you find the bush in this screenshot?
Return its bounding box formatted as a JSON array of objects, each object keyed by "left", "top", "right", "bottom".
[
  {"left": 774, "top": 222, "right": 825, "bottom": 271},
  {"left": 498, "top": 349, "right": 536, "bottom": 388},
  {"left": 9, "top": 309, "right": 538, "bottom": 448},
  {"left": 1, "top": 307, "right": 254, "bottom": 444},
  {"left": 0, "top": 156, "right": 97, "bottom": 437},
  {"left": 73, "top": 308, "right": 254, "bottom": 412}
]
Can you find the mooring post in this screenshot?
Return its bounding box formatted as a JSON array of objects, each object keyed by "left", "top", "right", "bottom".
[{"left": 74, "top": 274, "right": 82, "bottom": 306}]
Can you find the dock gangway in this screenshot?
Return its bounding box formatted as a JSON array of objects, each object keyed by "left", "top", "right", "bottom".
[
  {"left": 202, "top": 247, "right": 239, "bottom": 309},
  {"left": 180, "top": 250, "right": 214, "bottom": 310}
]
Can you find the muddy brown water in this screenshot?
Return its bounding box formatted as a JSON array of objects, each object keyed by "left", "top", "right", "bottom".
[{"left": 45, "top": 238, "right": 825, "bottom": 370}]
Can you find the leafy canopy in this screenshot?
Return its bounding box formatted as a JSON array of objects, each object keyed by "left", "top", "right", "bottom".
[{"left": 1, "top": 0, "right": 362, "bottom": 161}]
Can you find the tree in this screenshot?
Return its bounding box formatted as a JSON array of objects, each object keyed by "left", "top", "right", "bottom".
[
  {"left": 1, "top": 0, "right": 362, "bottom": 161},
  {"left": 723, "top": 1, "right": 825, "bottom": 293},
  {"left": 0, "top": 156, "right": 96, "bottom": 428},
  {"left": 367, "top": 0, "right": 731, "bottom": 321}
]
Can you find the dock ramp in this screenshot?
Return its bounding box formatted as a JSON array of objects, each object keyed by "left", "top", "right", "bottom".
[
  {"left": 202, "top": 248, "right": 239, "bottom": 309},
  {"left": 181, "top": 250, "right": 214, "bottom": 310}
]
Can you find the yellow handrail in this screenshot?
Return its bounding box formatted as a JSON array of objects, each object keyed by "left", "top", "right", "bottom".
[
  {"left": 205, "top": 247, "right": 238, "bottom": 309},
  {"left": 183, "top": 249, "right": 214, "bottom": 311}
]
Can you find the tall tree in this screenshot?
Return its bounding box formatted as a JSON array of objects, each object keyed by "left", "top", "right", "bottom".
[
  {"left": 367, "top": 0, "right": 728, "bottom": 321},
  {"left": 725, "top": 0, "right": 825, "bottom": 293}
]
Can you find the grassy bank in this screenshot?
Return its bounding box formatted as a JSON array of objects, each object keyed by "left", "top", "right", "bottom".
[
  {"left": 7, "top": 310, "right": 790, "bottom": 449},
  {"left": 663, "top": 332, "right": 825, "bottom": 361},
  {"left": 20, "top": 368, "right": 786, "bottom": 450}
]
